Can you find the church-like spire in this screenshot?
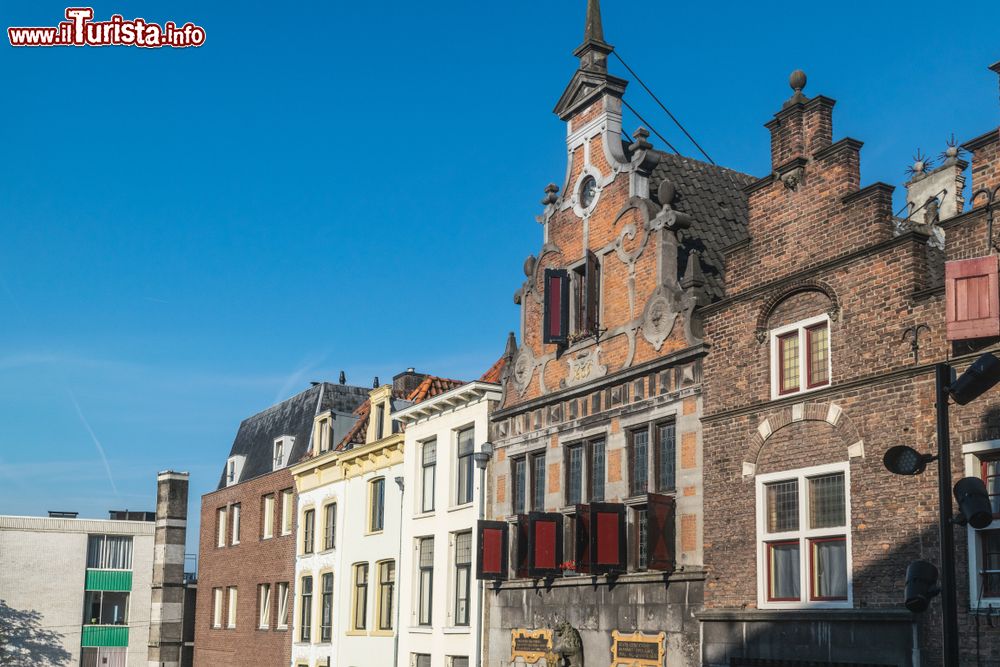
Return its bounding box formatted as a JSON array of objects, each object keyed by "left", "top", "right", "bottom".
[{"left": 575, "top": 0, "right": 613, "bottom": 73}]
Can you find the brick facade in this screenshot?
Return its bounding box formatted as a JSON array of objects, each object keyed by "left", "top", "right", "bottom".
[
  {"left": 193, "top": 469, "right": 296, "bottom": 667},
  {"left": 699, "top": 66, "right": 1000, "bottom": 666}
]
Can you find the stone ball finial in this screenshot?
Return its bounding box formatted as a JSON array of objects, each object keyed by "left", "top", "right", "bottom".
[{"left": 789, "top": 70, "right": 807, "bottom": 93}]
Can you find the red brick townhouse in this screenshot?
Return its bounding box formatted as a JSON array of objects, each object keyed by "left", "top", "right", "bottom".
[
  {"left": 480, "top": 1, "right": 754, "bottom": 665},
  {"left": 193, "top": 380, "right": 367, "bottom": 667},
  {"left": 698, "top": 63, "right": 1000, "bottom": 666}
]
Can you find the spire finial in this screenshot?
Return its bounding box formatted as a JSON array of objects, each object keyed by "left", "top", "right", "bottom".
[{"left": 583, "top": 0, "right": 604, "bottom": 45}]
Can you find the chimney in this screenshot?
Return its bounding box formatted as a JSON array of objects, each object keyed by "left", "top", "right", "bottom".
[
  {"left": 47, "top": 510, "right": 78, "bottom": 519},
  {"left": 905, "top": 144, "right": 967, "bottom": 223},
  {"left": 147, "top": 470, "right": 189, "bottom": 667},
  {"left": 764, "top": 71, "right": 836, "bottom": 173},
  {"left": 393, "top": 367, "right": 427, "bottom": 397}
]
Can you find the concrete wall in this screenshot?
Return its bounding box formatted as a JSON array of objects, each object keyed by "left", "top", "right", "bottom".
[{"left": 0, "top": 516, "right": 155, "bottom": 667}]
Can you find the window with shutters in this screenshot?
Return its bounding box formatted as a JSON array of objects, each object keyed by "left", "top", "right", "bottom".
[
  {"left": 570, "top": 251, "right": 601, "bottom": 339},
  {"left": 644, "top": 493, "right": 676, "bottom": 572},
  {"left": 770, "top": 315, "right": 832, "bottom": 399},
  {"left": 588, "top": 503, "right": 627, "bottom": 574},
  {"left": 756, "top": 463, "right": 852, "bottom": 608},
  {"left": 946, "top": 256, "right": 1000, "bottom": 341},
  {"left": 543, "top": 269, "right": 571, "bottom": 345},
  {"left": 476, "top": 520, "right": 508, "bottom": 581},
  {"left": 527, "top": 512, "right": 563, "bottom": 577}
]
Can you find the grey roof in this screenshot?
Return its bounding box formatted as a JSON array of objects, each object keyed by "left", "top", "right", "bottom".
[
  {"left": 647, "top": 150, "right": 755, "bottom": 302},
  {"left": 217, "top": 382, "right": 369, "bottom": 489}
]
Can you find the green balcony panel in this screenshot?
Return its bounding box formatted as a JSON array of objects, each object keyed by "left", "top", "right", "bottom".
[
  {"left": 85, "top": 569, "right": 132, "bottom": 591},
  {"left": 81, "top": 625, "right": 128, "bottom": 647}
]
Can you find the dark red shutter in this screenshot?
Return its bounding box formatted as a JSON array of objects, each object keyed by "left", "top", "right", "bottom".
[
  {"left": 527, "top": 512, "right": 564, "bottom": 577},
  {"left": 574, "top": 504, "right": 592, "bottom": 574},
  {"left": 476, "top": 520, "right": 509, "bottom": 581},
  {"left": 583, "top": 251, "right": 600, "bottom": 334},
  {"left": 646, "top": 493, "right": 676, "bottom": 572},
  {"left": 515, "top": 515, "right": 530, "bottom": 578},
  {"left": 946, "top": 256, "right": 1000, "bottom": 341},
  {"left": 543, "top": 269, "right": 570, "bottom": 345},
  {"left": 589, "top": 502, "right": 627, "bottom": 574}
]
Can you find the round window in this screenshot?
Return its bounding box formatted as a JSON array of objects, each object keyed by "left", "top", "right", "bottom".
[{"left": 579, "top": 175, "right": 597, "bottom": 209}]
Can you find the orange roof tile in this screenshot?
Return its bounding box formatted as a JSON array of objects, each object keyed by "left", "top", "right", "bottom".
[{"left": 479, "top": 355, "right": 506, "bottom": 384}]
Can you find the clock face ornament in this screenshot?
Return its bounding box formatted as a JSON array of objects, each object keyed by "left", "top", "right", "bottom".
[{"left": 579, "top": 175, "right": 597, "bottom": 209}]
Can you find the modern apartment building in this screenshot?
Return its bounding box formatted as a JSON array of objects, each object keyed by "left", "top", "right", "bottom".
[{"left": 0, "top": 471, "right": 190, "bottom": 667}]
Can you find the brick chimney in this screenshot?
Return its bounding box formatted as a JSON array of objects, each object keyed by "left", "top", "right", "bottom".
[
  {"left": 392, "top": 368, "right": 427, "bottom": 397},
  {"left": 147, "top": 470, "right": 189, "bottom": 667}
]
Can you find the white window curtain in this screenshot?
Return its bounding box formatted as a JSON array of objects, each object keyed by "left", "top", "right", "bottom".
[{"left": 87, "top": 535, "right": 133, "bottom": 570}]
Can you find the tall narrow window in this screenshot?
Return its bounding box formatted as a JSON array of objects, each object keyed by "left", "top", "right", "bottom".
[
  {"left": 418, "top": 538, "right": 434, "bottom": 626},
  {"left": 778, "top": 332, "right": 800, "bottom": 394},
  {"left": 273, "top": 439, "right": 285, "bottom": 469},
  {"left": 226, "top": 587, "right": 237, "bottom": 628},
  {"left": 227, "top": 459, "right": 236, "bottom": 485},
  {"left": 217, "top": 507, "right": 227, "bottom": 548},
  {"left": 212, "top": 588, "right": 223, "bottom": 628},
  {"left": 655, "top": 422, "right": 676, "bottom": 492},
  {"left": 281, "top": 489, "right": 294, "bottom": 536},
  {"left": 806, "top": 323, "right": 829, "bottom": 388},
  {"left": 635, "top": 507, "right": 649, "bottom": 571},
  {"left": 629, "top": 427, "right": 649, "bottom": 496},
  {"left": 262, "top": 494, "right": 275, "bottom": 540},
  {"left": 320, "top": 573, "right": 333, "bottom": 642},
  {"left": 370, "top": 478, "right": 385, "bottom": 532},
  {"left": 759, "top": 465, "right": 850, "bottom": 606},
  {"left": 377, "top": 560, "right": 395, "bottom": 631},
  {"left": 319, "top": 417, "right": 331, "bottom": 453},
  {"left": 457, "top": 427, "right": 475, "bottom": 505},
  {"left": 567, "top": 444, "right": 584, "bottom": 505},
  {"left": 589, "top": 439, "right": 605, "bottom": 502},
  {"left": 276, "top": 582, "right": 289, "bottom": 629},
  {"left": 454, "top": 532, "right": 472, "bottom": 626},
  {"left": 258, "top": 584, "right": 270, "bottom": 629},
  {"left": 323, "top": 503, "right": 337, "bottom": 551},
  {"left": 300, "top": 576, "right": 312, "bottom": 641},
  {"left": 376, "top": 402, "right": 386, "bottom": 440},
  {"left": 231, "top": 504, "right": 241, "bottom": 545},
  {"left": 352, "top": 564, "right": 369, "bottom": 630},
  {"left": 303, "top": 509, "right": 315, "bottom": 554},
  {"left": 512, "top": 458, "right": 526, "bottom": 515},
  {"left": 572, "top": 251, "right": 600, "bottom": 336},
  {"left": 530, "top": 452, "right": 546, "bottom": 511},
  {"left": 422, "top": 439, "right": 437, "bottom": 513}
]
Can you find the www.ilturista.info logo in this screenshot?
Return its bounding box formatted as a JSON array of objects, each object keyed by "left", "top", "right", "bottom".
[{"left": 8, "top": 8, "right": 206, "bottom": 48}]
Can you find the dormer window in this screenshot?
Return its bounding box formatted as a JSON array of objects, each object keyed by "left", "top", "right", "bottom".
[
  {"left": 375, "top": 403, "right": 386, "bottom": 440},
  {"left": 317, "top": 417, "right": 331, "bottom": 453},
  {"left": 225, "top": 456, "right": 245, "bottom": 487},
  {"left": 272, "top": 436, "right": 293, "bottom": 470},
  {"left": 770, "top": 315, "right": 831, "bottom": 399},
  {"left": 227, "top": 461, "right": 236, "bottom": 484}
]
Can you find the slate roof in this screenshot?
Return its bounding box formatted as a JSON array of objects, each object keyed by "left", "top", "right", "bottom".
[
  {"left": 646, "top": 149, "right": 755, "bottom": 302},
  {"left": 336, "top": 376, "right": 465, "bottom": 451},
  {"left": 217, "top": 382, "right": 369, "bottom": 489}
]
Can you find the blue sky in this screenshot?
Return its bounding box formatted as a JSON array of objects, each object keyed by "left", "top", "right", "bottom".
[{"left": 1, "top": 0, "right": 998, "bottom": 560}]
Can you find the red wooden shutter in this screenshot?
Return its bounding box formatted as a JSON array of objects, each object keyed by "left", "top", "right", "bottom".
[
  {"left": 589, "top": 502, "right": 627, "bottom": 574},
  {"left": 583, "top": 251, "right": 600, "bottom": 334},
  {"left": 946, "top": 256, "right": 1000, "bottom": 341},
  {"left": 527, "top": 512, "right": 564, "bottom": 577},
  {"left": 646, "top": 493, "right": 676, "bottom": 572},
  {"left": 476, "top": 520, "right": 509, "bottom": 581},
  {"left": 574, "top": 504, "right": 592, "bottom": 574},
  {"left": 543, "top": 269, "right": 570, "bottom": 345},
  {"left": 515, "top": 515, "right": 530, "bottom": 578}
]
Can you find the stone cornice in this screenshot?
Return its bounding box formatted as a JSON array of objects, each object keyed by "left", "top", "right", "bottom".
[
  {"left": 962, "top": 127, "right": 1000, "bottom": 153},
  {"left": 395, "top": 381, "right": 501, "bottom": 425}
]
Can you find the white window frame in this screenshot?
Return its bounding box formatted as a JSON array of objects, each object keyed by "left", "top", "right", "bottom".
[
  {"left": 262, "top": 494, "right": 275, "bottom": 540},
  {"left": 281, "top": 489, "right": 294, "bottom": 536},
  {"left": 258, "top": 583, "right": 270, "bottom": 629},
  {"left": 226, "top": 586, "right": 238, "bottom": 628},
  {"left": 216, "top": 507, "right": 227, "bottom": 548},
  {"left": 276, "top": 582, "right": 289, "bottom": 629},
  {"left": 964, "top": 440, "right": 1000, "bottom": 610},
  {"left": 231, "top": 504, "right": 241, "bottom": 545},
  {"left": 212, "top": 588, "right": 223, "bottom": 628},
  {"left": 755, "top": 461, "right": 853, "bottom": 609},
  {"left": 769, "top": 314, "right": 832, "bottom": 400},
  {"left": 419, "top": 437, "right": 437, "bottom": 515}
]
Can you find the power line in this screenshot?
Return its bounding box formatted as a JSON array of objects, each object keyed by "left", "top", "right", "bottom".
[
  {"left": 613, "top": 51, "right": 715, "bottom": 165},
  {"left": 621, "top": 98, "right": 680, "bottom": 156}
]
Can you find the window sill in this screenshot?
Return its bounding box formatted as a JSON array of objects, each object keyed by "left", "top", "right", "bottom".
[
  {"left": 448, "top": 502, "right": 474, "bottom": 514},
  {"left": 407, "top": 626, "right": 433, "bottom": 634},
  {"left": 345, "top": 630, "right": 367, "bottom": 636},
  {"left": 442, "top": 626, "right": 471, "bottom": 634},
  {"left": 756, "top": 600, "right": 853, "bottom": 611},
  {"left": 413, "top": 511, "right": 435, "bottom": 520},
  {"left": 371, "top": 630, "right": 394, "bottom": 637},
  {"left": 771, "top": 383, "right": 831, "bottom": 402},
  {"left": 275, "top": 626, "right": 288, "bottom": 632}
]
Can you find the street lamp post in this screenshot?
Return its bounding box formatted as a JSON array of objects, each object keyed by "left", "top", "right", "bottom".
[
  {"left": 933, "top": 363, "right": 960, "bottom": 667},
  {"left": 473, "top": 442, "right": 493, "bottom": 667}
]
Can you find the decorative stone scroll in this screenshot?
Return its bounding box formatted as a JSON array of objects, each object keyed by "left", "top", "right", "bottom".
[{"left": 611, "top": 630, "right": 665, "bottom": 666}]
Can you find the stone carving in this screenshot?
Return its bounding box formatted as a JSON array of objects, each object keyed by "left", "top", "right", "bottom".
[
  {"left": 512, "top": 345, "right": 536, "bottom": 397},
  {"left": 641, "top": 287, "right": 677, "bottom": 351},
  {"left": 564, "top": 347, "right": 607, "bottom": 388},
  {"left": 781, "top": 166, "right": 804, "bottom": 190},
  {"left": 551, "top": 621, "right": 584, "bottom": 667}
]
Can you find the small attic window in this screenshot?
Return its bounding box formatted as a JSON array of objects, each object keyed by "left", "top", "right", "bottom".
[
  {"left": 375, "top": 403, "right": 386, "bottom": 440},
  {"left": 316, "top": 416, "right": 332, "bottom": 453},
  {"left": 225, "top": 455, "right": 245, "bottom": 487},
  {"left": 273, "top": 436, "right": 294, "bottom": 470},
  {"left": 227, "top": 460, "right": 236, "bottom": 485}
]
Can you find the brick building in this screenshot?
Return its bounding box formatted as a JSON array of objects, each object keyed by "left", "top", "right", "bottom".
[
  {"left": 698, "top": 62, "right": 1000, "bottom": 666},
  {"left": 480, "top": 1, "right": 754, "bottom": 665},
  {"left": 193, "top": 381, "right": 367, "bottom": 667}
]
